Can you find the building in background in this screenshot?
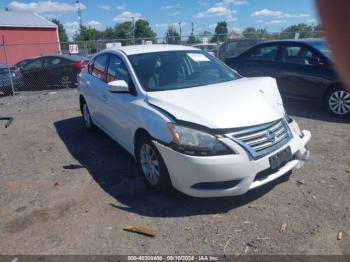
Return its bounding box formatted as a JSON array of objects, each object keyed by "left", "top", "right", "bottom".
[{"left": 0, "top": 9, "right": 60, "bottom": 65}]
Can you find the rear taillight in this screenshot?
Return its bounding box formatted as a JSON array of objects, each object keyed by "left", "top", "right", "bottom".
[{"left": 72, "top": 62, "right": 87, "bottom": 69}]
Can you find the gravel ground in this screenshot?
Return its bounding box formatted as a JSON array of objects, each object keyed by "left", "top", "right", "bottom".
[{"left": 0, "top": 89, "right": 349, "bottom": 255}]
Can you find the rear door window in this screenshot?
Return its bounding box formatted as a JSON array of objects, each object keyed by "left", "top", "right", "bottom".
[
  {"left": 91, "top": 54, "right": 108, "bottom": 82},
  {"left": 247, "top": 45, "right": 279, "bottom": 61},
  {"left": 281, "top": 45, "right": 323, "bottom": 65}
]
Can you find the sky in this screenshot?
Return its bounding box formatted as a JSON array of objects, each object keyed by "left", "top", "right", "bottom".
[{"left": 1, "top": 0, "right": 319, "bottom": 38}]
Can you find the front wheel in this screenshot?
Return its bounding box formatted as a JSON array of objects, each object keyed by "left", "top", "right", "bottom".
[
  {"left": 136, "top": 135, "right": 172, "bottom": 192},
  {"left": 81, "top": 101, "right": 95, "bottom": 130},
  {"left": 326, "top": 87, "right": 350, "bottom": 117}
]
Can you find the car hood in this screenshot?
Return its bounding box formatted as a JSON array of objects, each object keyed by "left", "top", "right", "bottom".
[{"left": 146, "top": 77, "right": 285, "bottom": 129}]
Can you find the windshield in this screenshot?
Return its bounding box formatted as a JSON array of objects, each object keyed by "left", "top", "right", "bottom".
[
  {"left": 128, "top": 50, "right": 238, "bottom": 92},
  {"left": 309, "top": 40, "right": 332, "bottom": 59}
]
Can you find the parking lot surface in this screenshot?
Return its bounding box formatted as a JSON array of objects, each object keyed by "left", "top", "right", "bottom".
[{"left": 0, "top": 90, "right": 349, "bottom": 255}]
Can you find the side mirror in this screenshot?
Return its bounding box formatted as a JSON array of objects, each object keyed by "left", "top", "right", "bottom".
[{"left": 107, "top": 80, "right": 129, "bottom": 93}]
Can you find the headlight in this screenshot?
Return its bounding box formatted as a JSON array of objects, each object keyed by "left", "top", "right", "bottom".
[{"left": 167, "top": 123, "right": 234, "bottom": 156}]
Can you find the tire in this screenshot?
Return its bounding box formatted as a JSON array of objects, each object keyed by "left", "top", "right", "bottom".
[
  {"left": 135, "top": 135, "right": 172, "bottom": 192},
  {"left": 81, "top": 100, "right": 95, "bottom": 130},
  {"left": 61, "top": 75, "right": 74, "bottom": 88},
  {"left": 326, "top": 87, "right": 350, "bottom": 117}
]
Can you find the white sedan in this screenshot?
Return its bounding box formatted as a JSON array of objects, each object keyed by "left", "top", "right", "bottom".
[{"left": 78, "top": 44, "right": 311, "bottom": 197}]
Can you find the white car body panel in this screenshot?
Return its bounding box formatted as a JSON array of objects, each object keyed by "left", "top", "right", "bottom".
[
  {"left": 78, "top": 45, "right": 311, "bottom": 197},
  {"left": 147, "top": 77, "right": 285, "bottom": 128}
]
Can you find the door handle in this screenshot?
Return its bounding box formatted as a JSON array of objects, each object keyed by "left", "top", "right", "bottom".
[{"left": 102, "top": 94, "right": 108, "bottom": 102}]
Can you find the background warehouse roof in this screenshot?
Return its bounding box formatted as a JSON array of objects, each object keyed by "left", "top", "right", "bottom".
[{"left": 0, "top": 9, "right": 57, "bottom": 28}]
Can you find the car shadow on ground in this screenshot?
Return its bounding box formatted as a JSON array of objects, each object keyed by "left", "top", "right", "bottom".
[
  {"left": 283, "top": 98, "right": 350, "bottom": 124},
  {"left": 54, "top": 117, "right": 290, "bottom": 218}
]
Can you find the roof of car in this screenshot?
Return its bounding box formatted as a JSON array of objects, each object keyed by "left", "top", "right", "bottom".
[
  {"left": 258, "top": 38, "right": 325, "bottom": 45},
  {"left": 107, "top": 44, "right": 199, "bottom": 55}
]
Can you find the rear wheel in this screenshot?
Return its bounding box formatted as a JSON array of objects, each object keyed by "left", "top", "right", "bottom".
[
  {"left": 81, "top": 100, "right": 95, "bottom": 130},
  {"left": 61, "top": 75, "right": 74, "bottom": 88},
  {"left": 326, "top": 87, "right": 350, "bottom": 117},
  {"left": 135, "top": 135, "right": 172, "bottom": 192}
]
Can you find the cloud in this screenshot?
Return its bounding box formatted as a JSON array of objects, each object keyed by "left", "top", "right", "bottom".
[
  {"left": 231, "top": 27, "right": 243, "bottom": 33},
  {"left": 168, "top": 12, "right": 180, "bottom": 16},
  {"left": 197, "top": 0, "right": 208, "bottom": 7},
  {"left": 155, "top": 23, "right": 169, "bottom": 29},
  {"left": 251, "top": 9, "right": 283, "bottom": 17},
  {"left": 256, "top": 19, "right": 264, "bottom": 23},
  {"left": 98, "top": 5, "right": 110, "bottom": 10},
  {"left": 160, "top": 4, "right": 179, "bottom": 10},
  {"left": 8, "top": 0, "right": 86, "bottom": 14},
  {"left": 113, "top": 11, "right": 142, "bottom": 23},
  {"left": 160, "top": 5, "right": 173, "bottom": 10},
  {"left": 64, "top": 21, "right": 79, "bottom": 38},
  {"left": 116, "top": 5, "right": 125, "bottom": 10},
  {"left": 207, "top": 23, "right": 217, "bottom": 29},
  {"left": 195, "top": 6, "right": 237, "bottom": 21},
  {"left": 87, "top": 20, "right": 102, "bottom": 29},
  {"left": 216, "top": 0, "right": 247, "bottom": 6},
  {"left": 251, "top": 9, "right": 309, "bottom": 18},
  {"left": 266, "top": 19, "right": 287, "bottom": 24}
]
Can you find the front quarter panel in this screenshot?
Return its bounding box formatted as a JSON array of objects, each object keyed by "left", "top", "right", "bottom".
[{"left": 133, "top": 100, "right": 174, "bottom": 148}]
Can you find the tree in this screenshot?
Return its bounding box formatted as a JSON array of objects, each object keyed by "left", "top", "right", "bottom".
[
  {"left": 281, "top": 23, "right": 314, "bottom": 38},
  {"left": 102, "top": 27, "right": 117, "bottom": 40},
  {"left": 134, "top": 19, "right": 157, "bottom": 43},
  {"left": 73, "top": 25, "right": 102, "bottom": 41},
  {"left": 166, "top": 25, "right": 180, "bottom": 44},
  {"left": 313, "top": 23, "right": 322, "bottom": 37},
  {"left": 211, "top": 21, "right": 228, "bottom": 43},
  {"left": 51, "top": 19, "right": 68, "bottom": 42},
  {"left": 187, "top": 33, "right": 196, "bottom": 44},
  {"left": 242, "top": 27, "right": 256, "bottom": 38},
  {"left": 242, "top": 27, "right": 271, "bottom": 39},
  {"left": 114, "top": 21, "right": 133, "bottom": 45}
]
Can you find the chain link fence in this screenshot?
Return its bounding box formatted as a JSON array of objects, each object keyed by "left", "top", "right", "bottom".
[{"left": 0, "top": 31, "right": 322, "bottom": 97}]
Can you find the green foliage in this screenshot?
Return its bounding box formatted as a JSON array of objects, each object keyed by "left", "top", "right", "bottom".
[
  {"left": 115, "top": 21, "right": 133, "bottom": 39},
  {"left": 134, "top": 19, "right": 157, "bottom": 43},
  {"left": 187, "top": 33, "right": 198, "bottom": 44},
  {"left": 211, "top": 21, "right": 228, "bottom": 43},
  {"left": 243, "top": 27, "right": 271, "bottom": 39},
  {"left": 166, "top": 25, "right": 180, "bottom": 44},
  {"left": 241, "top": 23, "right": 323, "bottom": 40},
  {"left": 281, "top": 23, "right": 314, "bottom": 38},
  {"left": 73, "top": 25, "right": 102, "bottom": 41},
  {"left": 51, "top": 19, "right": 68, "bottom": 42},
  {"left": 102, "top": 27, "right": 116, "bottom": 40}
]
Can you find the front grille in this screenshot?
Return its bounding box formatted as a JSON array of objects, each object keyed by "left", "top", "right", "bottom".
[{"left": 227, "top": 119, "right": 292, "bottom": 159}]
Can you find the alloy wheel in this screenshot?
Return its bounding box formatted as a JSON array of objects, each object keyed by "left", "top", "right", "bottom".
[
  {"left": 140, "top": 143, "right": 160, "bottom": 185},
  {"left": 328, "top": 90, "right": 350, "bottom": 115},
  {"left": 61, "top": 75, "right": 72, "bottom": 88}
]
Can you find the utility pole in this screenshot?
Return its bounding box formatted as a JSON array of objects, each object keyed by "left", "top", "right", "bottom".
[
  {"left": 76, "top": 0, "right": 82, "bottom": 27},
  {"left": 178, "top": 22, "right": 182, "bottom": 43},
  {"left": 132, "top": 16, "right": 135, "bottom": 44}
]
